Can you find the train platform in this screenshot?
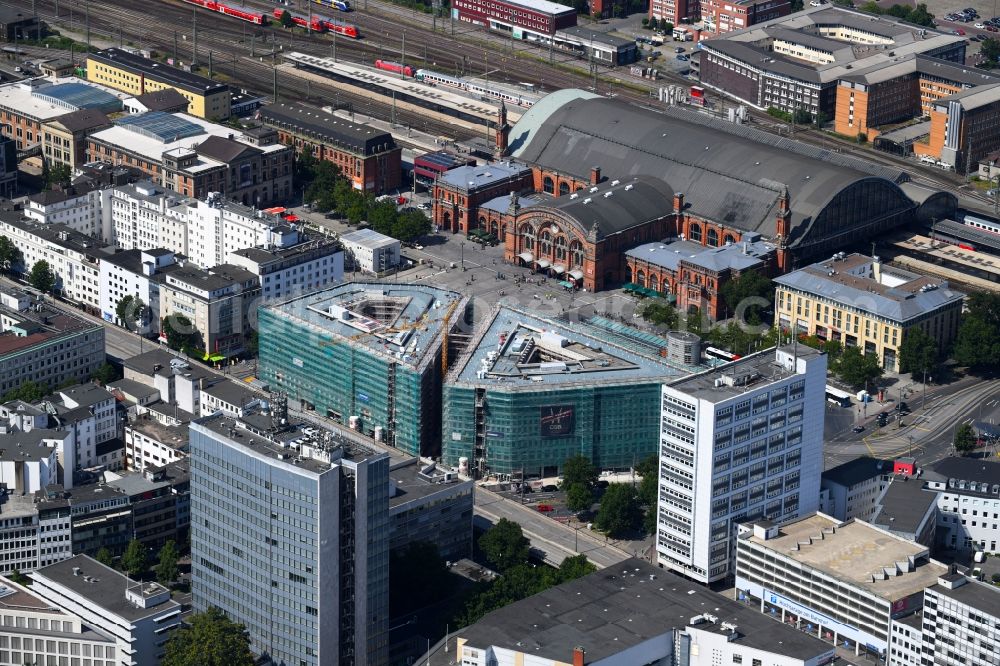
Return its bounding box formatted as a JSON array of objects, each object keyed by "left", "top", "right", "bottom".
[{"left": 883, "top": 231, "right": 1000, "bottom": 292}]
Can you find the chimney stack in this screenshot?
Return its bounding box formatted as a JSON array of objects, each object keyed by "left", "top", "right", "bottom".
[
  {"left": 573, "top": 646, "right": 586, "bottom": 666},
  {"left": 673, "top": 192, "right": 685, "bottom": 214},
  {"left": 590, "top": 166, "right": 601, "bottom": 185}
]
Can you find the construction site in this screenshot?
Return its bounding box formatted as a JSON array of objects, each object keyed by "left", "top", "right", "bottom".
[{"left": 257, "top": 282, "right": 471, "bottom": 457}]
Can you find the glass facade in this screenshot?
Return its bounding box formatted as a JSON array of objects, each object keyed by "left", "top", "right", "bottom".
[
  {"left": 442, "top": 382, "right": 664, "bottom": 477},
  {"left": 258, "top": 308, "right": 441, "bottom": 457}
]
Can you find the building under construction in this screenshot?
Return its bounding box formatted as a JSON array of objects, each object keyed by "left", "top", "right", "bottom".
[
  {"left": 442, "top": 307, "right": 703, "bottom": 479},
  {"left": 257, "top": 282, "right": 468, "bottom": 457}
]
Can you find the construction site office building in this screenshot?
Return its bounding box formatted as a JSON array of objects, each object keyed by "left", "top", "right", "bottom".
[
  {"left": 258, "top": 282, "right": 468, "bottom": 457},
  {"left": 442, "top": 307, "right": 700, "bottom": 479}
]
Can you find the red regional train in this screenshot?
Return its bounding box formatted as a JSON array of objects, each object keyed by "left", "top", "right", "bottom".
[
  {"left": 272, "top": 8, "right": 361, "bottom": 38},
  {"left": 374, "top": 59, "right": 414, "bottom": 77},
  {"left": 181, "top": 0, "right": 267, "bottom": 24}
]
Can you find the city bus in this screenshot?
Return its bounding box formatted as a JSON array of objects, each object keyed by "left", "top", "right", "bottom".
[{"left": 825, "top": 385, "right": 852, "bottom": 407}]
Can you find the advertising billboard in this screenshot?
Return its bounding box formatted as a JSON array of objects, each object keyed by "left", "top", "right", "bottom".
[{"left": 540, "top": 405, "right": 574, "bottom": 438}]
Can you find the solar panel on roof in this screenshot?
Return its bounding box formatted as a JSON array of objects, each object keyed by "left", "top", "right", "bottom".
[
  {"left": 113, "top": 111, "right": 205, "bottom": 142},
  {"left": 31, "top": 82, "right": 122, "bottom": 112}
]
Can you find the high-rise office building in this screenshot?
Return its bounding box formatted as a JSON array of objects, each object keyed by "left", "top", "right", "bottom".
[
  {"left": 657, "top": 345, "right": 826, "bottom": 583},
  {"left": 190, "top": 397, "right": 390, "bottom": 666}
]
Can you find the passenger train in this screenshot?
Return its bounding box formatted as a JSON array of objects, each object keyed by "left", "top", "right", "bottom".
[{"left": 413, "top": 68, "right": 537, "bottom": 108}]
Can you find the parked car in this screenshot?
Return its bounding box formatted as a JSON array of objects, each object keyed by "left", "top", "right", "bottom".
[
  {"left": 976, "top": 22, "right": 986, "bottom": 28},
  {"left": 676, "top": 54, "right": 689, "bottom": 61},
  {"left": 852, "top": 425, "right": 865, "bottom": 433},
  {"left": 675, "top": 46, "right": 685, "bottom": 53},
  {"left": 954, "top": 28, "right": 966, "bottom": 35}
]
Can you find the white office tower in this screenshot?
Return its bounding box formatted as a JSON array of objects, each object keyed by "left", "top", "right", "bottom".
[{"left": 657, "top": 345, "right": 826, "bottom": 583}]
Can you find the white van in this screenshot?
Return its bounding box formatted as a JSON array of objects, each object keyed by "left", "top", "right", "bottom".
[{"left": 919, "top": 155, "right": 936, "bottom": 164}]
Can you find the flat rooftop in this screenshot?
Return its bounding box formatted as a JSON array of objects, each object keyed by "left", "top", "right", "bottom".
[
  {"left": 448, "top": 559, "right": 831, "bottom": 665},
  {"left": 665, "top": 345, "right": 821, "bottom": 404},
  {"left": 89, "top": 49, "right": 228, "bottom": 95},
  {"left": 340, "top": 228, "right": 399, "bottom": 250},
  {"left": 389, "top": 460, "right": 471, "bottom": 509},
  {"left": 502, "top": 0, "right": 577, "bottom": 16},
  {"left": 194, "top": 408, "right": 383, "bottom": 476},
  {"left": 929, "top": 577, "right": 1000, "bottom": 618},
  {"left": 746, "top": 514, "right": 946, "bottom": 600},
  {"left": 122, "top": 348, "right": 213, "bottom": 382},
  {"left": 870, "top": 475, "right": 938, "bottom": 535},
  {"left": 0, "top": 77, "right": 128, "bottom": 123},
  {"left": 438, "top": 161, "right": 532, "bottom": 190},
  {"left": 448, "top": 306, "right": 695, "bottom": 389},
  {"left": 265, "top": 282, "right": 464, "bottom": 370},
  {"left": 127, "top": 415, "right": 189, "bottom": 450},
  {"left": 0, "top": 290, "right": 102, "bottom": 357},
  {"left": 627, "top": 238, "right": 773, "bottom": 273},
  {"left": 33, "top": 556, "right": 179, "bottom": 622}
]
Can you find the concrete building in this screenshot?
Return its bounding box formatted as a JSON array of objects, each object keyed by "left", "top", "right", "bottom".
[
  {"left": 30, "top": 555, "right": 182, "bottom": 666},
  {"left": 87, "top": 48, "right": 231, "bottom": 120},
  {"left": 121, "top": 348, "right": 214, "bottom": 417},
  {"left": 0, "top": 577, "right": 119, "bottom": 665},
  {"left": 927, "top": 457, "right": 1000, "bottom": 554},
  {"left": 919, "top": 572, "right": 1000, "bottom": 666},
  {"left": 124, "top": 414, "right": 188, "bottom": 472},
  {"left": 198, "top": 378, "right": 259, "bottom": 418},
  {"left": 656, "top": 345, "right": 827, "bottom": 584},
  {"left": 774, "top": 253, "right": 965, "bottom": 371},
  {"left": 340, "top": 229, "right": 401, "bottom": 274},
  {"left": 703, "top": 0, "right": 791, "bottom": 35},
  {"left": 227, "top": 237, "right": 344, "bottom": 301},
  {"left": 0, "top": 287, "right": 105, "bottom": 397},
  {"left": 258, "top": 283, "right": 466, "bottom": 456},
  {"left": 23, "top": 181, "right": 105, "bottom": 236},
  {"left": 696, "top": 6, "right": 966, "bottom": 118},
  {"left": 258, "top": 103, "right": 402, "bottom": 194},
  {"left": 389, "top": 459, "right": 473, "bottom": 561},
  {"left": 0, "top": 7, "right": 38, "bottom": 43},
  {"left": 819, "top": 456, "right": 889, "bottom": 521},
  {"left": 37, "top": 482, "right": 132, "bottom": 559},
  {"left": 0, "top": 214, "right": 111, "bottom": 312},
  {"left": 99, "top": 248, "right": 179, "bottom": 336},
  {"left": 625, "top": 237, "right": 775, "bottom": 321},
  {"left": 552, "top": 27, "right": 639, "bottom": 66},
  {"left": 869, "top": 472, "right": 939, "bottom": 547},
  {"left": 430, "top": 558, "right": 835, "bottom": 666},
  {"left": 86, "top": 112, "right": 293, "bottom": 206},
  {"left": 0, "top": 136, "right": 14, "bottom": 199},
  {"left": 913, "top": 83, "right": 1000, "bottom": 174},
  {"left": 448, "top": 0, "right": 577, "bottom": 38},
  {"left": 443, "top": 307, "right": 696, "bottom": 478},
  {"left": 735, "top": 514, "right": 948, "bottom": 660},
  {"left": 190, "top": 403, "right": 391, "bottom": 666}
]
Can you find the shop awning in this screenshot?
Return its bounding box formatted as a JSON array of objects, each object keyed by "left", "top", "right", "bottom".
[
  {"left": 559, "top": 280, "right": 574, "bottom": 289},
  {"left": 551, "top": 264, "right": 565, "bottom": 274},
  {"left": 536, "top": 259, "right": 551, "bottom": 269},
  {"left": 518, "top": 252, "right": 533, "bottom": 262},
  {"left": 568, "top": 269, "right": 584, "bottom": 280}
]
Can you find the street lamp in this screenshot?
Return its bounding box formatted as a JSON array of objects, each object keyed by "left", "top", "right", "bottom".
[{"left": 461, "top": 241, "right": 465, "bottom": 271}]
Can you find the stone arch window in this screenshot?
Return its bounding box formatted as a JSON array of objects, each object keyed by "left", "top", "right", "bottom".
[
  {"left": 649, "top": 274, "right": 659, "bottom": 292},
  {"left": 569, "top": 240, "right": 584, "bottom": 267},
  {"left": 558, "top": 182, "right": 570, "bottom": 196},
  {"left": 540, "top": 231, "right": 552, "bottom": 255},
  {"left": 723, "top": 233, "right": 737, "bottom": 246},
  {"left": 543, "top": 176, "right": 555, "bottom": 194},
  {"left": 636, "top": 270, "right": 646, "bottom": 287},
  {"left": 554, "top": 236, "right": 567, "bottom": 260},
  {"left": 478, "top": 215, "right": 487, "bottom": 229},
  {"left": 707, "top": 228, "right": 719, "bottom": 247},
  {"left": 689, "top": 223, "right": 702, "bottom": 243}
]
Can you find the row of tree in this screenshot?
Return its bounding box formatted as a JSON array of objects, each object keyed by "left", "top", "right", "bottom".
[
  {"left": 298, "top": 151, "right": 431, "bottom": 243},
  {"left": 560, "top": 454, "right": 658, "bottom": 538}
]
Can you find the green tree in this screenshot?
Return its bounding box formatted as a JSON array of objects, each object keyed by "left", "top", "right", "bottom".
[
  {"left": 898, "top": 327, "right": 938, "bottom": 375},
  {"left": 0, "top": 236, "right": 22, "bottom": 274},
  {"left": 661, "top": 21, "right": 673, "bottom": 34},
  {"left": 790, "top": 0, "right": 803, "bottom": 10},
  {"left": 886, "top": 4, "right": 910, "bottom": 18},
  {"left": 720, "top": 269, "right": 773, "bottom": 323},
  {"left": 162, "top": 607, "right": 255, "bottom": 666},
  {"left": 792, "top": 108, "right": 813, "bottom": 125},
  {"left": 278, "top": 9, "right": 294, "bottom": 28},
  {"left": 90, "top": 362, "right": 120, "bottom": 385},
  {"left": 156, "top": 540, "right": 179, "bottom": 586},
  {"left": 555, "top": 554, "right": 596, "bottom": 582},
  {"left": 649, "top": 17, "right": 658, "bottom": 30},
  {"left": 478, "top": 518, "right": 530, "bottom": 572},
  {"left": 594, "top": 483, "right": 642, "bottom": 538},
  {"left": 115, "top": 295, "right": 147, "bottom": 331},
  {"left": 389, "top": 541, "right": 450, "bottom": 616},
  {"left": 982, "top": 38, "right": 1000, "bottom": 66},
  {"left": 121, "top": 539, "right": 148, "bottom": 579},
  {"left": 561, "top": 455, "right": 598, "bottom": 492},
  {"left": 954, "top": 422, "right": 977, "bottom": 455},
  {"left": 161, "top": 313, "right": 201, "bottom": 352},
  {"left": 565, "top": 483, "right": 594, "bottom": 513},
  {"left": 1, "top": 380, "right": 48, "bottom": 403},
  {"left": 953, "top": 292, "right": 1000, "bottom": 369},
  {"left": 858, "top": 0, "right": 883, "bottom": 14},
  {"left": 907, "top": 3, "right": 934, "bottom": 27},
  {"left": 369, "top": 200, "right": 398, "bottom": 236},
  {"left": 835, "top": 346, "right": 883, "bottom": 390},
  {"left": 392, "top": 209, "right": 432, "bottom": 243},
  {"left": 29, "top": 260, "right": 55, "bottom": 294},
  {"left": 7, "top": 570, "right": 30, "bottom": 586},
  {"left": 636, "top": 454, "right": 659, "bottom": 534},
  {"left": 45, "top": 163, "right": 72, "bottom": 188},
  {"left": 640, "top": 300, "right": 678, "bottom": 328},
  {"left": 95, "top": 547, "right": 114, "bottom": 568}
]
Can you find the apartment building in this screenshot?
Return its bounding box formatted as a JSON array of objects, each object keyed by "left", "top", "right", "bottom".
[
  {"left": 227, "top": 238, "right": 344, "bottom": 302},
  {"left": 30, "top": 555, "right": 182, "bottom": 666},
  {"left": 190, "top": 403, "right": 391, "bottom": 666},
  {"left": 125, "top": 414, "right": 188, "bottom": 472},
  {"left": 23, "top": 181, "right": 105, "bottom": 236},
  {"left": 0, "top": 288, "right": 105, "bottom": 397},
  {"left": 656, "top": 345, "right": 826, "bottom": 584},
  {"left": 774, "top": 253, "right": 965, "bottom": 371},
  {"left": 99, "top": 248, "right": 179, "bottom": 336},
  {"left": 0, "top": 213, "right": 110, "bottom": 313},
  {"left": 819, "top": 456, "right": 889, "bottom": 521},
  {"left": 98, "top": 181, "right": 194, "bottom": 253},
  {"left": 919, "top": 573, "right": 1000, "bottom": 666},
  {"left": 927, "top": 457, "right": 1000, "bottom": 554},
  {"left": 735, "top": 514, "right": 947, "bottom": 659},
  {"left": 258, "top": 103, "right": 402, "bottom": 194},
  {"left": 913, "top": 83, "right": 1000, "bottom": 174},
  {"left": 702, "top": 0, "right": 790, "bottom": 35},
  {"left": 87, "top": 48, "right": 231, "bottom": 120},
  {"left": 42, "top": 108, "right": 112, "bottom": 170}
]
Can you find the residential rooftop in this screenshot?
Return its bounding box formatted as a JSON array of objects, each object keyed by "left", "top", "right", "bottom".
[
  {"left": 448, "top": 306, "right": 696, "bottom": 388},
  {"left": 745, "top": 514, "right": 946, "bottom": 600},
  {"left": 89, "top": 49, "right": 228, "bottom": 95},
  {"left": 869, "top": 475, "right": 938, "bottom": 536},
  {"left": 928, "top": 576, "right": 1000, "bottom": 618},
  {"left": 257, "top": 103, "right": 397, "bottom": 156},
  {"left": 122, "top": 348, "right": 214, "bottom": 384},
  {"left": 32, "top": 555, "right": 180, "bottom": 622},
  {"left": 930, "top": 457, "right": 1000, "bottom": 496},
  {"left": 264, "top": 282, "right": 465, "bottom": 370},
  {"left": 127, "top": 415, "right": 189, "bottom": 451},
  {"left": 201, "top": 378, "right": 260, "bottom": 410},
  {"left": 442, "top": 558, "right": 832, "bottom": 665},
  {"left": 0, "top": 286, "right": 103, "bottom": 357},
  {"left": 774, "top": 253, "right": 965, "bottom": 324}
]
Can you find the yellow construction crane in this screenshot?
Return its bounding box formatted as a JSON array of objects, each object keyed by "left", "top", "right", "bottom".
[{"left": 440, "top": 299, "right": 460, "bottom": 376}]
